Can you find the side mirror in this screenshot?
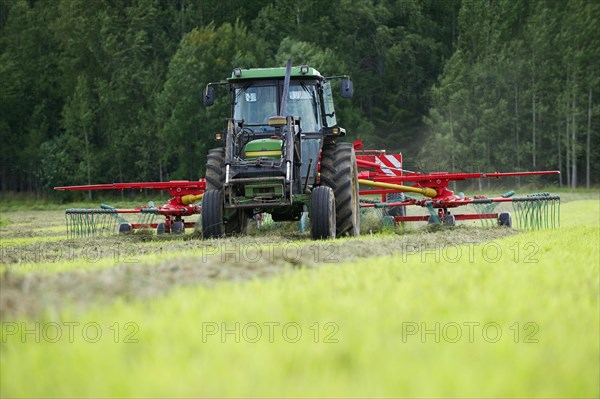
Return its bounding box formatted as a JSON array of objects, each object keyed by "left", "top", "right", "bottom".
[
  {"left": 204, "top": 86, "right": 215, "bottom": 107},
  {"left": 340, "top": 79, "right": 353, "bottom": 98}
]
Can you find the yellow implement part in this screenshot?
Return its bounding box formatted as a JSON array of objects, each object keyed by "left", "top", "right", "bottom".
[
  {"left": 358, "top": 179, "right": 437, "bottom": 198},
  {"left": 268, "top": 116, "right": 287, "bottom": 126},
  {"left": 245, "top": 150, "right": 282, "bottom": 157},
  {"left": 181, "top": 194, "right": 203, "bottom": 205}
]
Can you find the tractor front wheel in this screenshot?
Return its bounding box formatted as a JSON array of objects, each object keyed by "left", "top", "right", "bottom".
[
  {"left": 311, "top": 186, "right": 336, "bottom": 240},
  {"left": 202, "top": 190, "right": 224, "bottom": 239}
]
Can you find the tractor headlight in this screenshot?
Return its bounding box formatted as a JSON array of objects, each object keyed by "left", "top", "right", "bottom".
[
  {"left": 300, "top": 65, "right": 309, "bottom": 74},
  {"left": 233, "top": 67, "right": 242, "bottom": 77}
]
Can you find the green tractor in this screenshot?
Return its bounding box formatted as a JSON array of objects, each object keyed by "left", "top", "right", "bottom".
[{"left": 202, "top": 61, "right": 359, "bottom": 240}]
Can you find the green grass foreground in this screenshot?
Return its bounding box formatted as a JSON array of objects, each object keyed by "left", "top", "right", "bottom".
[{"left": 0, "top": 200, "right": 599, "bottom": 398}]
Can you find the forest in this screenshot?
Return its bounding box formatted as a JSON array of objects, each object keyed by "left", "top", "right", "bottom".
[{"left": 0, "top": 0, "right": 598, "bottom": 195}]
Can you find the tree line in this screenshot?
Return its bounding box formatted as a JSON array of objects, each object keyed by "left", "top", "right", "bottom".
[
  {"left": 0, "top": 0, "right": 597, "bottom": 196},
  {"left": 425, "top": 0, "right": 599, "bottom": 189}
]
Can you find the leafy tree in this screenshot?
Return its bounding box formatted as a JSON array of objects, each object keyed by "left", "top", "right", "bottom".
[
  {"left": 1, "top": 0, "right": 597, "bottom": 195},
  {"left": 0, "top": 0, "right": 61, "bottom": 193},
  {"left": 425, "top": 0, "right": 599, "bottom": 187},
  {"left": 155, "top": 21, "right": 270, "bottom": 179}
]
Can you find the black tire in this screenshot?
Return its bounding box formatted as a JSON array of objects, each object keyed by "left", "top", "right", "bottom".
[
  {"left": 443, "top": 214, "right": 456, "bottom": 226},
  {"left": 202, "top": 190, "right": 224, "bottom": 239},
  {"left": 225, "top": 209, "right": 249, "bottom": 236},
  {"left": 498, "top": 212, "right": 512, "bottom": 228},
  {"left": 119, "top": 223, "right": 132, "bottom": 234},
  {"left": 172, "top": 221, "right": 185, "bottom": 234},
  {"left": 205, "top": 148, "right": 225, "bottom": 191},
  {"left": 157, "top": 222, "right": 167, "bottom": 235},
  {"left": 385, "top": 192, "right": 406, "bottom": 217},
  {"left": 204, "top": 147, "right": 247, "bottom": 235},
  {"left": 319, "top": 142, "right": 360, "bottom": 236},
  {"left": 311, "top": 186, "right": 336, "bottom": 240}
]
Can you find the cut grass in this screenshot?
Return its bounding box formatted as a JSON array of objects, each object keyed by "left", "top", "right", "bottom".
[
  {"left": 0, "top": 225, "right": 517, "bottom": 318},
  {"left": 1, "top": 227, "right": 597, "bottom": 398},
  {"left": 0, "top": 199, "right": 598, "bottom": 397}
]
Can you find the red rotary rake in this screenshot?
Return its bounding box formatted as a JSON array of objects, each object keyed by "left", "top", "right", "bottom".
[
  {"left": 354, "top": 140, "right": 561, "bottom": 229},
  {"left": 55, "top": 141, "right": 560, "bottom": 237},
  {"left": 55, "top": 180, "right": 205, "bottom": 237}
]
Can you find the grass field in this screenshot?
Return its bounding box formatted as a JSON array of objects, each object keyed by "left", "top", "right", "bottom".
[{"left": 0, "top": 192, "right": 599, "bottom": 398}]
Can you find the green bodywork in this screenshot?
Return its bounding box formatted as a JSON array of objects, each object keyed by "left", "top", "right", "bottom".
[
  {"left": 244, "top": 183, "right": 284, "bottom": 199},
  {"left": 244, "top": 138, "right": 283, "bottom": 160}
]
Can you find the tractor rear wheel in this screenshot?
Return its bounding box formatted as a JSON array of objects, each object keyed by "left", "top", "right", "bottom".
[
  {"left": 311, "top": 186, "right": 336, "bottom": 240},
  {"left": 202, "top": 190, "right": 224, "bottom": 238},
  {"left": 320, "top": 142, "right": 360, "bottom": 236},
  {"left": 205, "top": 148, "right": 225, "bottom": 190},
  {"left": 203, "top": 147, "right": 248, "bottom": 236}
]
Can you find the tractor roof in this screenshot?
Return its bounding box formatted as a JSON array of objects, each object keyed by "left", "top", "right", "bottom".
[{"left": 227, "top": 66, "right": 323, "bottom": 81}]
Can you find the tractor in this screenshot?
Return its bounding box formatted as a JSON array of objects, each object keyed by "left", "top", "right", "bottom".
[
  {"left": 201, "top": 61, "right": 359, "bottom": 240},
  {"left": 54, "top": 65, "right": 560, "bottom": 237}
]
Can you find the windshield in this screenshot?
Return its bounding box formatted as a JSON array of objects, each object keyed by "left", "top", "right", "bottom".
[
  {"left": 233, "top": 82, "right": 321, "bottom": 132},
  {"left": 233, "top": 85, "right": 278, "bottom": 124}
]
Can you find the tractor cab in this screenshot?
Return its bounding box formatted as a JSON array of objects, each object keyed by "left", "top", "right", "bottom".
[
  {"left": 230, "top": 77, "right": 325, "bottom": 179},
  {"left": 232, "top": 80, "right": 322, "bottom": 133}
]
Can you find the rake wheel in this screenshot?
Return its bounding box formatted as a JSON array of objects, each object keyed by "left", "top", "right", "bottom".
[
  {"left": 498, "top": 212, "right": 512, "bottom": 228},
  {"left": 157, "top": 222, "right": 167, "bottom": 234},
  {"left": 172, "top": 221, "right": 185, "bottom": 234},
  {"left": 119, "top": 223, "right": 132, "bottom": 234}
]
